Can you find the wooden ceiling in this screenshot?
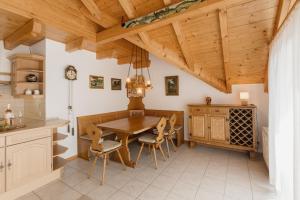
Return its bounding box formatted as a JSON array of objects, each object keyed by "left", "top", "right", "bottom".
[{"left": 0, "top": 0, "right": 297, "bottom": 92}]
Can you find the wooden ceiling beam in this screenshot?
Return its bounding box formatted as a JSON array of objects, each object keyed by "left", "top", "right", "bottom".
[
  {"left": 66, "top": 37, "right": 85, "bottom": 52},
  {"left": 163, "top": 0, "right": 172, "bottom": 5},
  {"left": 172, "top": 21, "right": 194, "bottom": 71},
  {"left": 97, "top": 0, "right": 226, "bottom": 45},
  {"left": 4, "top": 19, "right": 45, "bottom": 50},
  {"left": 81, "top": 0, "right": 227, "bottom": 92},
  {"left": 273, "top": 0, "right": 294, "bottom": 34},
  {"left": 218, "top": 8, "right": 231, "bottom": 93},
  {"left": 127, "top": 34, "right": 227, "bottom": 92},
  {"left": 0, "top": 0, "right": 97, "bottom": 41},
  {"left": 118, "top": 0, "right": 138, "bottom": 19},
  {"left": 80, "top": 0, "right": 119, "bottom": 28}
]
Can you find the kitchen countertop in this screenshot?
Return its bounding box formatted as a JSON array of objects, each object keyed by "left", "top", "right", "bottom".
[{"left": 0, "top": 118, "right": 69, "bottom": 136}]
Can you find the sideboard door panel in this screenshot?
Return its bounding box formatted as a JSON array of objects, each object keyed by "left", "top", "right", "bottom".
[
  {"left": 190, "top": 115, "right": 206, "bottom": 139},
  {"left": 6, "top": 137, "right": 51, "bottom": 191},
  {"left": 209, "top": 116, "right": 229, "bottom": 143},
  {"left": 0, "top": 148, "right": 5, "bottom": 193}
]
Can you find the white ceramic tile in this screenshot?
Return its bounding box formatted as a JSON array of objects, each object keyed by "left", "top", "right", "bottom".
[
  {"left": 16, "top": 192, "right": 40, "bottom": 200},
  {"left": 61, "top": 171, "right": 88, "bottom": 187},
  {"left": 34, "top": 180, "right": 70, "bottom": 200},
  {"left": 178, "top": 171, "right": 203, "bottom": 186},
  {"left": 106, "top": 172, "right": 132, "bottom": 189},
  {"left": 151, "top": 174, "right": 178, "bottom": 192},
  {"left": 87, "top": 185, "right": 117, "bottom": 200},
  {"left": 195, "top": 188, "right": 223, "bottom": 200},
  {"left": 171, "top": 181, "right": 198, "bottom": 200},
  {"left": 73, "top": 178, "right": 99, "bottom": 195},
  {"left": 225, "top": 182, "right": 252, "bottom": 200},
  {"left": 138, "top": 185, "right": 168, "bottom": 200},
  {"left": 109, "top": 191, "right": 136, "bottom": 200},
  {"left": 120, "top": 179, "right": 148, "bottom": 197},
  {"left": 199, "top": 176, "right": 226, "bottom": 195}
]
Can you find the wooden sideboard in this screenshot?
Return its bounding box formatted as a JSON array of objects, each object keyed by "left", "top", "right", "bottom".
[{"left": 188, "top": 104, "right": 257, "bottom": 158}]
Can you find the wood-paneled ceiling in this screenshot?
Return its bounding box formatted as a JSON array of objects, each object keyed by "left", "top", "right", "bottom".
[{"left": 0, "top": 0, "right": 297, "bottom": 92}]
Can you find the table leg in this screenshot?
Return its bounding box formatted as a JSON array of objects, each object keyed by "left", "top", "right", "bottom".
[{"left": 111, "top": 133, "right": 135, "bottom": 168}]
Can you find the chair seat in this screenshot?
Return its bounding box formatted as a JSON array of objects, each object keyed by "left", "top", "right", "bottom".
[
  {"left": 91, "top": 140, "right": 122, "bottom": 153},
  {"left": 138, "top": 134, "right": 157, "bottom": 144},
  {"left": 153, "top": 129, "right": 175, "bottom": 136},
  {"left": 103, "top": 140, "right": 122, "bottom": 152}
]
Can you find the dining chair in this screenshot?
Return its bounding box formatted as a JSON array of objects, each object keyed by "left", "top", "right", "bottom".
[
  {"left": 153, "top": 114, "right": 177, "bottom": 157},
  {"left": 164, "top": 114, "right": 177, "bottom": 157},
  {"left": 86, "top": 124, "right": 126, "bottom": 185},
  {"left": 136, "top": 117, "right": 167, "bottom": 169}
]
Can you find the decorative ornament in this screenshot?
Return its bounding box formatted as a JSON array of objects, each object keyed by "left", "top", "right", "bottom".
[
  {"left": 126, "top": 46, "right": 152, "bottom": 98},
  {"left": 205, "top": 96, "right": 212, "bottom": 105}
]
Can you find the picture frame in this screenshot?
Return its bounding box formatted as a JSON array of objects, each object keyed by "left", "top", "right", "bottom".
[
  {"left": 111, "top": 78, "right": 122, "bottom": 90},
  {"left": 165, "top": 76, "right": 179, "bottom": 96},
  {"left": 89, "top": 75, "right": 104, "bottom": 89}
]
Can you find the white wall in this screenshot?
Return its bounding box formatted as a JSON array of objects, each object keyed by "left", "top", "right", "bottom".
[
  {"left": 144, "top": 55, "right": 269, "bottom": 151},
  {"left": 45, "top": 39, "right": 129, "bottom": 158}
]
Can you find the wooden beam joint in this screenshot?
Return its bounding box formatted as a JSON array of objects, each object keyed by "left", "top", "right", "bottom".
[{"left": 4, "top": 19, "right": 45, "bottom": 50}]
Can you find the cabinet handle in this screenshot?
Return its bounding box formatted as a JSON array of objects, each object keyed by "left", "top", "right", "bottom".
[
  {"left": 0, "top": 163, "right": 4, "bottom": 172},
  {"left": 7, "top": 161, "right": 12, "bottom": 169}
]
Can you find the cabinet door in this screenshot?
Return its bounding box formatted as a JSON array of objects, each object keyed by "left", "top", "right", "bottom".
[
  {"left": 190, "top": 115, "right": 207, "bottom": 139},
  {"left": 6, "top": 137, "right": 51, "bottom": 191},
  {"left": 209, "top": 116, "right": 229, "bottom": 143},
  {"left": 0, "top": 148, "right": 5, "bottom": 193}
]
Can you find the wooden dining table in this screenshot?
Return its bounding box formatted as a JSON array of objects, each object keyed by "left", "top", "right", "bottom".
[{"left": 97, "top": 116, "right": 161, "bottom": 167}]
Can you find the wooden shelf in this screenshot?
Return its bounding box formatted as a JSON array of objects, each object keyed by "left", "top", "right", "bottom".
[
  {"left": 53, "top": 144, "right": 68, "bottom": 157},
  {"left": 8, "top": 54, "right": 45, "bottom": 61},
  {"left": 0, "top": 72, "right": 11, "bottom": 76},
  {"left": 53, "top": 133, "right": 68, "bottom": 141},
  {"left": 16, "top": 69, "right": 43, "bottom": 73},
  {"left": 53, "top": 156, "right": 67, "bottom": 170},
  {"left": 0, "top": 81, "right": 11, "bottom": 85},
  {"left": 15, "top": 95, "right": 44, "bottom": 99},
  {"left": 15, "top": 82, "right": 43, "bottom": 85}
]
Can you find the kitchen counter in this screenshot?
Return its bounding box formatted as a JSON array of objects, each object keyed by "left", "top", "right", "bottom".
[{"left": 0, "top": 118, "right": 69, "bottom": 136}]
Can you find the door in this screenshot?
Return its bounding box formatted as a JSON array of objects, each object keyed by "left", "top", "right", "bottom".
[
  {"left": 6, "top": 137, "right": 51, "bottom": 191},
  {"left": 190, "top": 115, "right": 207, "bottom": 140},
  {"left": 209, "top": 116, "right": 229, "bottom": 143},
  {"left": 0, "top": 148, "right": 4, "bottom": 193}
]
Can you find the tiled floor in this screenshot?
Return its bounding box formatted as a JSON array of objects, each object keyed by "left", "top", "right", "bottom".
[{"left": 17, "top": 143, "right": 277, "bottom": 200}]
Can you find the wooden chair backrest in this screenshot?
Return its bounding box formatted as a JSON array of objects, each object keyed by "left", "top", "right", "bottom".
[
  {"left": 168, "top": 114, "right": 177, "bottom": 135},
  {"left": 155, "top": 117, "right": 167, "bottom": 142},
  {"left": 86, "top": 124, "right": 103, "bottom": 152}
]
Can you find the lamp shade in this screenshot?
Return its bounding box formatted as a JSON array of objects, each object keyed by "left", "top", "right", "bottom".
[{"left": 240, "top": 92, "right": 249, "bottom": 100}]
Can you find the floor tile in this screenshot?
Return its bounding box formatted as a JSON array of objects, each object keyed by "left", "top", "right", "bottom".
[
  {"left": 151, "top": 174, "right": 178, "bottom": 192},
  {"left": 86, "top": 185, "right": 117, "bottom": 200},
  {"left": 16, "top": 192, "right": 40, "bottom": 200},
  {"left": 120, "top": 179, "right": 149, "bottom": 197},
  {"left": 171, "top": 181, "right": 198, "bottom": 200},
  {"left": 138, "top": 185, "right": 168, "bottom": 200}
]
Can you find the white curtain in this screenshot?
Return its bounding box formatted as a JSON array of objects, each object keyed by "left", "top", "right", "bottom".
[{"left": 268, "top": 3, "right": 300, "bottom": 200}]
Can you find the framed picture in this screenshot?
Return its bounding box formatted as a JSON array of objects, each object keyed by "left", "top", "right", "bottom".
[
  {"left": 111, "top": 78, "right": 122, "bottom": 90},
  {"left": 89, "top": 75, "right": 104, "bottom": 89},
  {"left": 165, "top": 76, "right": 179, "bottom": 96}
]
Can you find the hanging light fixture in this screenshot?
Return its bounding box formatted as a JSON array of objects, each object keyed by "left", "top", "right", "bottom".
[{"left": 126, "top": 46, "right": 152, "bottom": 97}]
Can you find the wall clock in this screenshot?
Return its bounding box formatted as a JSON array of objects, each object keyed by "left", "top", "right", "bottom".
[{"left": 65, "top": 65, "right": 77, "bottom": 80}]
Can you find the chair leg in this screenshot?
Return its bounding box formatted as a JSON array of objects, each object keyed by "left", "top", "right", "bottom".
[
  {"left": 116, "top": 149, "right": 126, "bottom": 170},
  {"left": 148, "top": 144, "right": 151, "bottom": 153},
  {"left": 165, "top": 137, "right": 170, "bottom": 158},
  {"left": 88, "top": 155, "right": 98, "bottom": 179},
  {"left": 152, "top": 145, "right": 158, "bottom": 169},
  {"left": 136, "top": 143, "right": 144, "bottom": 165},
  {"left": 101, "top": 154, "right": 107, "bottom": 185},
  {"left": 170, "top": 138, "right": 177, "bottom": 152},
  {"left": 158, "top": 144, "right": 166, "bottom": 161}
]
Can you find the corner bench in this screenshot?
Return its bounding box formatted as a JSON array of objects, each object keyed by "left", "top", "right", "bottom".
[{"left": 77, "top": 109, "right": 184, "bottom": 160}]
